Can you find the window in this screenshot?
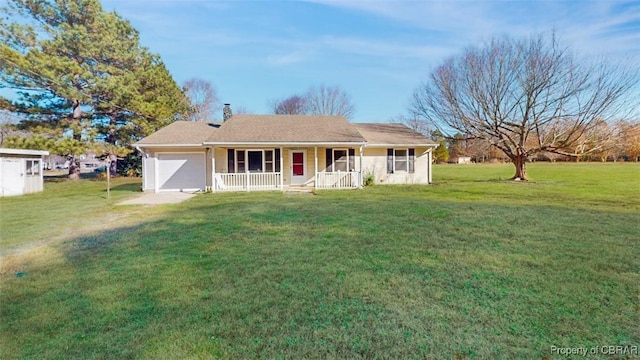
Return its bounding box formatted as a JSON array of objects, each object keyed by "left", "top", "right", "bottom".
[
  {"left": 227, "top": 149, "right": 281, "bottom": 173},
  {"left": 395, "top": 149, "right": 408, "bottom": 172},
  {"left": 227, "top": 149, "right": 234, "bottom": 172},
  {"left": 274, "top": 149, "right": 281, "bottom": 172},
  {"left": 325, "top": 148, "right": 355, "bottom": 172},
  {"left": 334, "top": 149, "right": 348, "bottom": 171},
  {"left": 387, "top": 148, "right": 415, "bottom": 173},
  {"left": 265, "top": 150, "right": 273, "bottom": 173},
  {"left": 237, "top": 151, "right": 246, "bottom": 173},
  {"left": 247, "top": 151, "right": 262, "bottom": 172},
  {"left": 26, "top": 160, "right": 41, "bottom": 176}
]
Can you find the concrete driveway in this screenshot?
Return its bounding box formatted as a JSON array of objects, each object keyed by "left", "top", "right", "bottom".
[{"left": 117, "top": 192, "right": 197, "bottom": 205}]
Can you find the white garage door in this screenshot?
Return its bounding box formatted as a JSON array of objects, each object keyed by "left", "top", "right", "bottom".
[{"left": 157, "top": 153, "right": 206, "bottom": 192}]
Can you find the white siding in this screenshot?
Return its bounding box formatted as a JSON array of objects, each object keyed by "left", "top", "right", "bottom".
[
  {"left": 23, "top": 159, "right": 43, "bottom": 194},
  {"left": 0, "top": 156, "right": 46, "bottom": 196},
  {"left": 214, "top": 148, "right": 227, "bottom": 173},
  {"left": 142, "top": 155, "right": 155, "bottom": 191},
  {"left": 361, "top": 147, "right": 431, "bottom": 185}
]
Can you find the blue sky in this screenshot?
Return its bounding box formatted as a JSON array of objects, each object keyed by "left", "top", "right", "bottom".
[{"left": 7, "top": 0, "right": 640, "bottom": 122}]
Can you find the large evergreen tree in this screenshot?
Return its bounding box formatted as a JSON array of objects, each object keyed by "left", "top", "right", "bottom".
[{"left": 0, "top": 0, "right": 188, "bottom": 177}]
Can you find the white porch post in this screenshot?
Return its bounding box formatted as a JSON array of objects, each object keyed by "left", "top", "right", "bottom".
[
  {"left": 427, "top": 149, "right": 433, "bottom": 184},
  {"left": 359, "top": 145, "right": 364, "bottom": 188},
  {"left": 279, "top": 146, "right": 284, "bottom": 190},
  {"left": 314, "top": 146, "right": 318, "bottom": 190},
  {"left": 153, "top": 153, "right": 159, "bottom": 193},
  {"left": 211, "top": 147, "right": 216, "bottom": 192}
]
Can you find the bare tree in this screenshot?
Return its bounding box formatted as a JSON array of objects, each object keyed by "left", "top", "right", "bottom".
[
  {"left": 183, "top": 78, "right": 220, "bottom": 121},
  {"left": 271, "top": 95, "right": 308, "bottom": 115},
  {"left": 564, "top": 119, "right": 616, "bottom": 161},
  {"left": 411, "top": 33, "right": 638, "bottom": 180},
  {"left": 233, "top": 105, "right": 252, "bottom": 115},
  {"left": 390, "top": 114, "right": 430, "bottom": 136},
  {"left": 617, "top": 120, "right": 640, "bottom": 161},
  {"left": 306, "top": 84, "right": 356, "bottom": 120},
  {"left": 589, "top": 120, "right": 619, "bottom": 161}
]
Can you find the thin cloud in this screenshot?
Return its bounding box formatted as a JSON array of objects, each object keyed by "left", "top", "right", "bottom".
[
  {"left": 318, "top": 35, "right": 451, "bottom": 61},
  {"left": 266, "top": 51, "right": 310, "bottom": 66},
  {"left": 309, "top": 0, "right": 639, "bottom": 60}
]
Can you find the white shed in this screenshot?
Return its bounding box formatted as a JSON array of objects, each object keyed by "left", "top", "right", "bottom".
[{"left": 0, "top": 148, "right": 50, "bottom": 197}]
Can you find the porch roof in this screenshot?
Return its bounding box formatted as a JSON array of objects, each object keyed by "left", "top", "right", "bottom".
[
  {"left": 353, "top": 123, "right": 438, "bottom": 147},
  {"left": 204, "top": 115, "right": 366, "bottom": 144}
]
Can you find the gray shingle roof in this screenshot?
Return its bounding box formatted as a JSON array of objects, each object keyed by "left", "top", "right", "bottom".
[
  {"left": 135, "top": 116, "right": 436, "bottom": 147},
  {"left": 205, "top": 115, "right": 365, "bottom": 143},
  {"left": 135, "top": 121, "right": 220, "bottom": 145},
  {"left": 353, "top": 123, "right": 437, "bottom": 146}
]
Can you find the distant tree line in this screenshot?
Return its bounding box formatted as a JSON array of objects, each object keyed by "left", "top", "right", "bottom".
[{"left": 420, "top": 120, "right": 640, "bottom": 164}]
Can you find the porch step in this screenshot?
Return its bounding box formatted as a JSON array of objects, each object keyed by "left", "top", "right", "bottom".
[{"left": 284, "top": 186, "right": 314, "bottom": 195}]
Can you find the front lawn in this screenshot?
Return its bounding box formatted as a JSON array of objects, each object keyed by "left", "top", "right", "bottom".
[
  {"left": 1, "top": 163, "right": 638, "bottom": 359},
  {"left": 0, "top": 177, "right": 143, "bottom": 253}
]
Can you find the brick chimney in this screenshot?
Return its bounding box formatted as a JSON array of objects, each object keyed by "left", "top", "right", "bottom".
[{"left": 223, "top": 103, "right": 232, "bottom": 122}]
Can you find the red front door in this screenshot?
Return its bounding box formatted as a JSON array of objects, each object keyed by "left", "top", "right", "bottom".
[{"left": 290, "top": 150, "right": 306, "bottom": 184}]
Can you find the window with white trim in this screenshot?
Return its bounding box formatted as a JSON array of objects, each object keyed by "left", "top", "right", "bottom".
[
  {"left": 26, "top": 160, "right": 41, "bottom": 176},
  {"left": 387, "top": 148, "right": 415, "bottom": 173},
  {"left": 334, "top": 149, "right": 348, "bottom": 171},
  {"left": 325, "top": 148, "right": 355, "bottom": 172},
  {"left": 227, "top": 149, "right": 280, "bottom": 173}
]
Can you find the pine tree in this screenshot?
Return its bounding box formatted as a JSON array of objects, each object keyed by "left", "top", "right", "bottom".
[
  {"left": 0, "top": 0, "right": 189, "bottom": 177},
  {"left": 433, "top": 139, "right": 449, "bottom": 163}
]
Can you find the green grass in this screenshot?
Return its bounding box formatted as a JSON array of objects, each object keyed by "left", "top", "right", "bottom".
[
  {"left": 0, "top": 176, "right": 143, "bottom": 252},
  {"left": 1, "top": 163, "right": 638, "bottom": 359}
]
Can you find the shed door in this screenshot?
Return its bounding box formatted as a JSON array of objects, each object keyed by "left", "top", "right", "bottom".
[
  {"left": 1, "top": 159, "right": 24, "bottom": 196},
  {"left": 157, "top": 153, "right": 206, "bottom": 192}
]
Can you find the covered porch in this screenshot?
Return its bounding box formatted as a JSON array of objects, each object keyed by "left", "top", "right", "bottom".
[{"left": 209, "top": 145, "right": 363, "bottom": 192}]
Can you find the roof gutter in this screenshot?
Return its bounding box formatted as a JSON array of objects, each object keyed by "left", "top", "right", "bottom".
[
  {"left": 0, "top": 148, "right": 49, "bottom": 156},
  {"left": 137, "top": 141, "right": 438, "bottom": 148},
  {"left": 134, "top": 143, "right": 205, "bottom": 148},
  {"left": 363, "top": 143, "right": 439, "bottom": 148},
  {"left": 202, "top": 141, "right": 367, "bottom": 147}
]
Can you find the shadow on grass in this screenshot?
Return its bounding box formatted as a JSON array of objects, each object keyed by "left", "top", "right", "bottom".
[
  {"left": 2, "top": 194, "right": 638, "bottom": 359},
  {"left": 107, "top": 182, "right": 142, "bottom": 192},
  {"left": 45, "top": 173, "right": 142, "bottom": 182},
  {"left": 44, "top": 172, "right": 98, "bottom": 182}
]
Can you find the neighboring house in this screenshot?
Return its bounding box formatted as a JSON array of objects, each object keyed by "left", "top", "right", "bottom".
[
  {"left": 0, "top": 148, "right": 49, "bottom": 197},
  {"left": 135, "top": 106, "right": 438, "bottom": 192},
  {"left": 450, "top": 155, "right": 472, "bottom": 164},
  {"left": 79, "top": 152, "right": 106, "bottom": 172}
]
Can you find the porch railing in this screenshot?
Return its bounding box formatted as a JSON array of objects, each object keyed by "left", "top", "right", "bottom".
[
  {"left": 316, "top": 171, "right": 361, "bottom": 189},
  {"left": 215, "top": 172, "right": 282, "bottom": 192}
]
